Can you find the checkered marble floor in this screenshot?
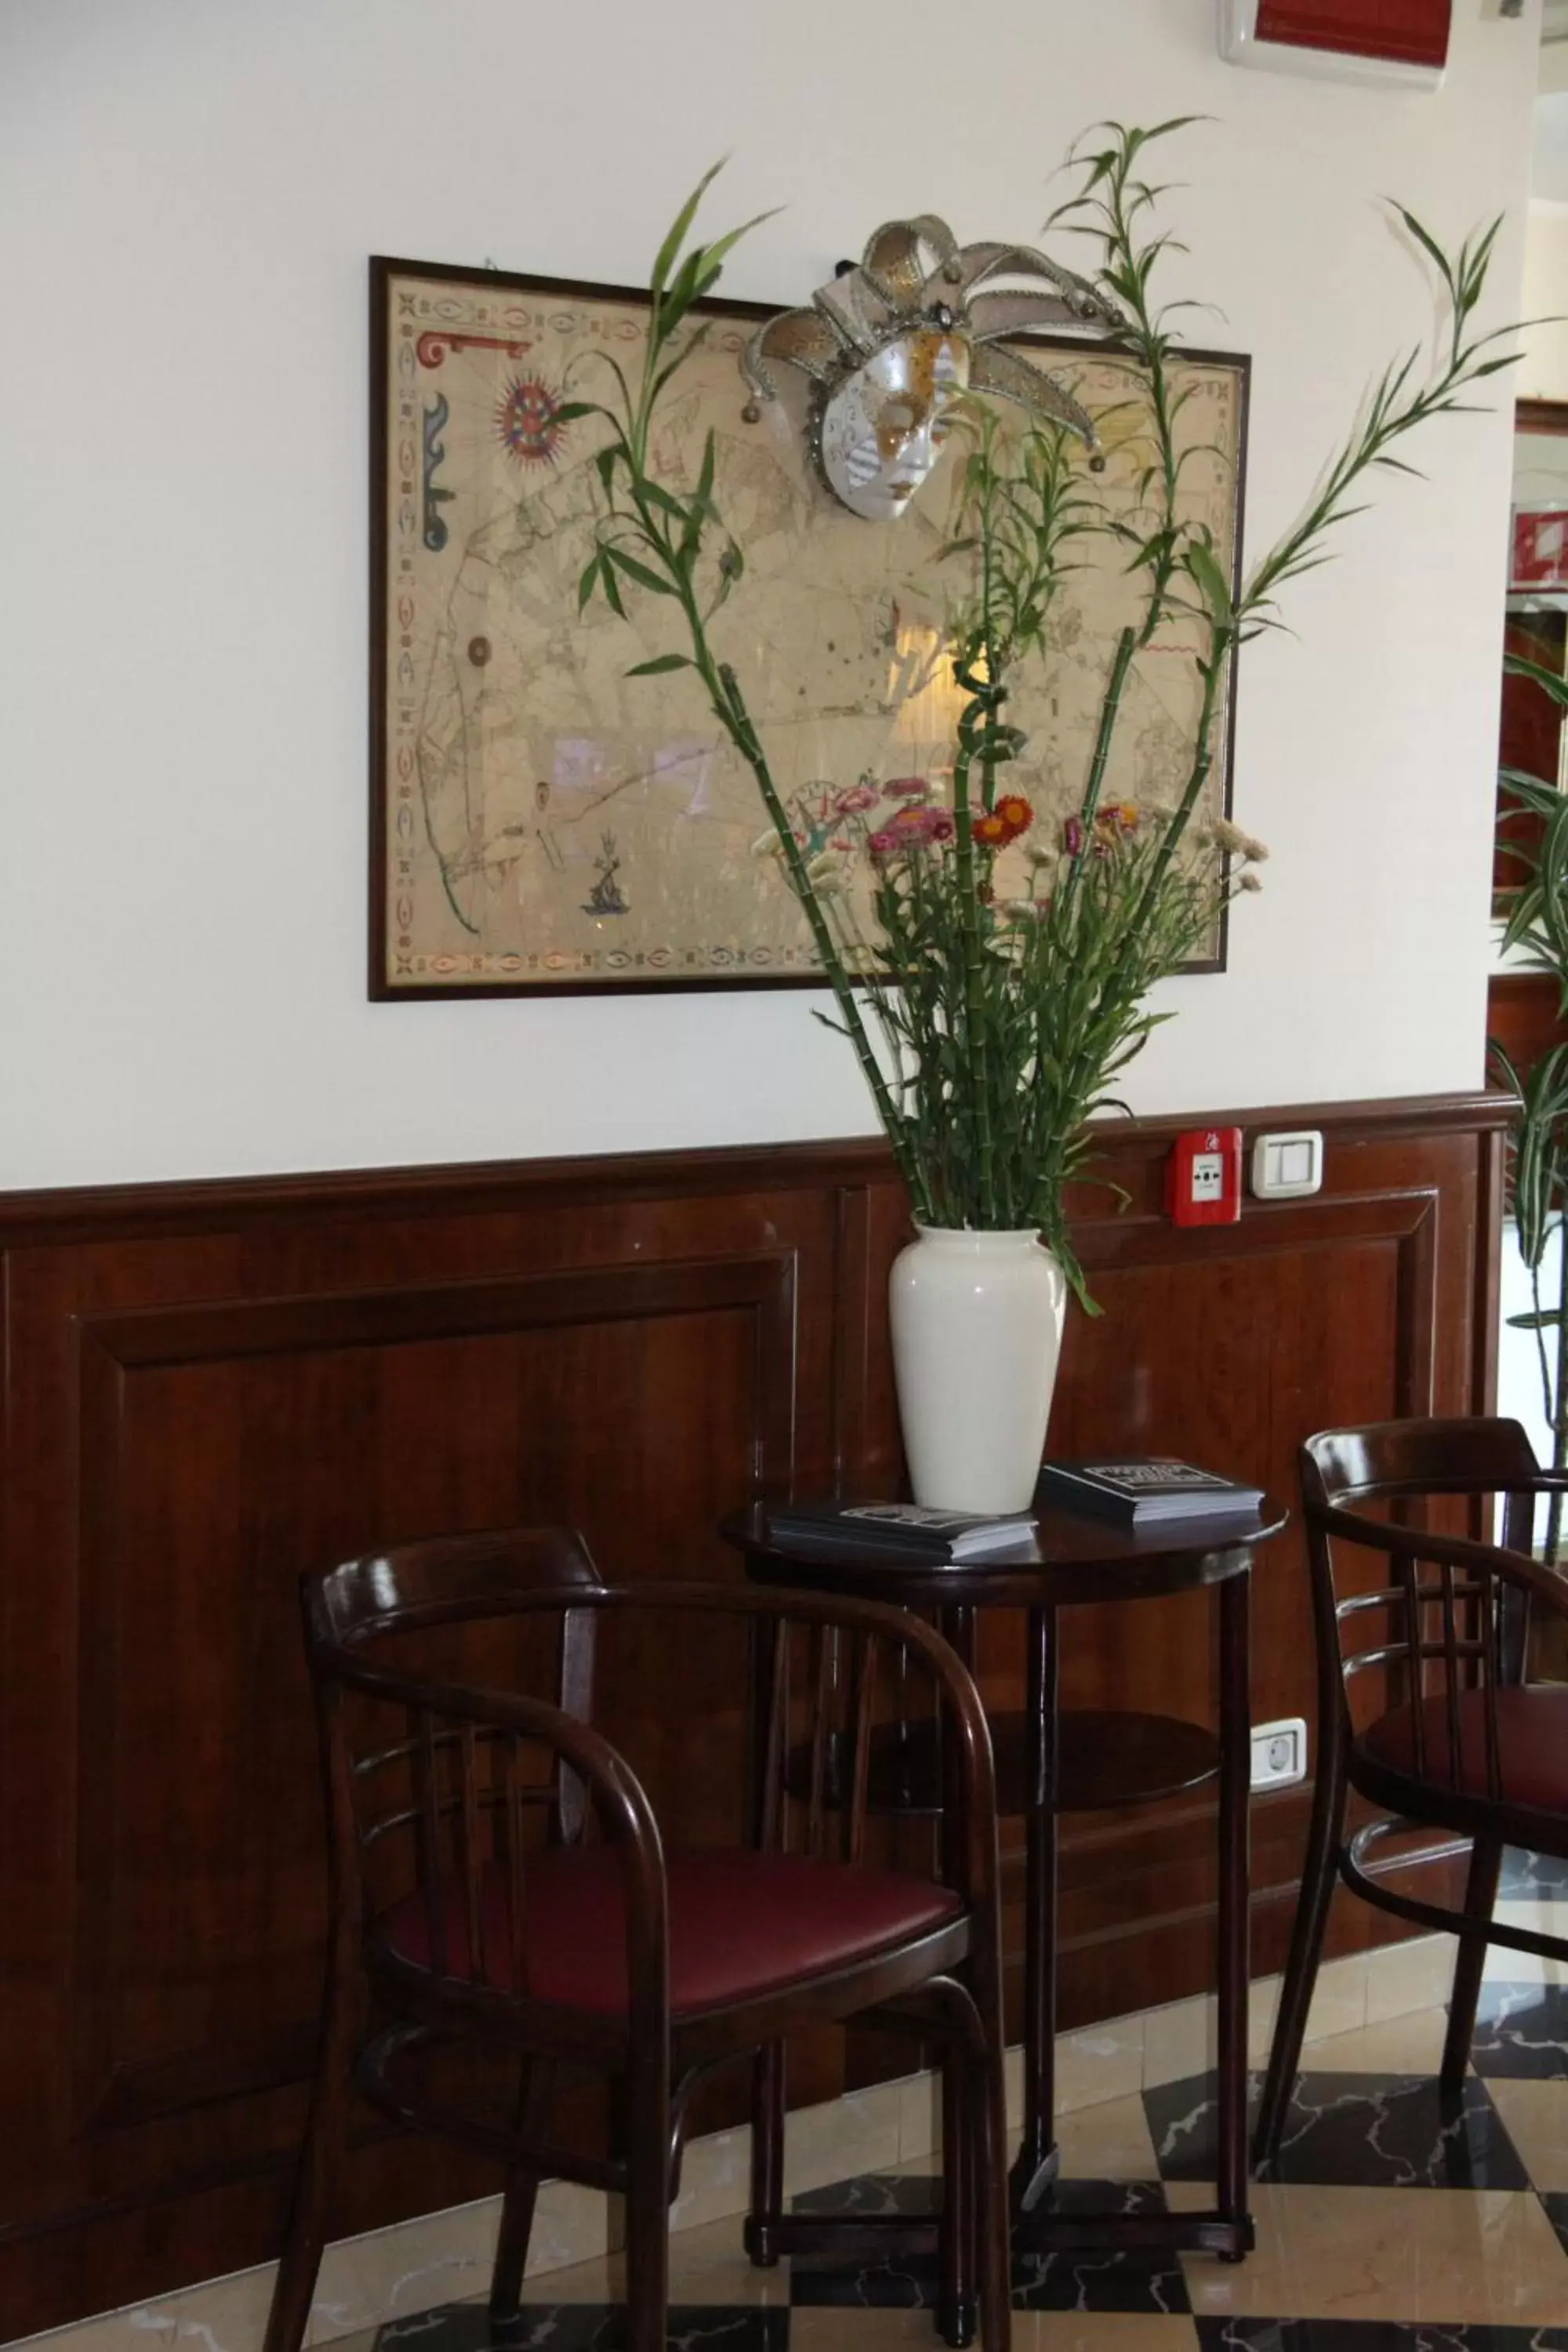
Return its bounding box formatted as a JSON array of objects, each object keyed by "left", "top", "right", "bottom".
[{"left": 361, "top": 1850, "right": 1568, "bottom": 2352}]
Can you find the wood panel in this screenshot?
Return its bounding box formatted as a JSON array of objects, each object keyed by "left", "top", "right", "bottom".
[{"left": 0, "top": 1096, "right": 1506, "bottom": 2332}]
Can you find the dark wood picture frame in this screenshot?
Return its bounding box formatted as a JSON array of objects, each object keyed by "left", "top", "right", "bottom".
[{"left": 369, "top": 256, "right": 1250, "bottom": 1001}]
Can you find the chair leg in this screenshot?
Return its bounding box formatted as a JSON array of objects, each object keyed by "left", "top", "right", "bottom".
[
  {"left": 622, "top": 2053, "right": 671, "bottom": 2352},
  {"left": 262, "top": 1976, "right": 358, "bottom": 2352},
  {"left": 969, "top": 1991, "right": 1012, "bottom": 2352},
  {"left": 490, "top": 2060, "right": 552, "bottom": 2328},
  {"left": 938, "top": 2043, "right": 975, "bottom": 2350},
  {"left": 1441, "top": 1834, "right": 1503, "bottom": 2092},
  {"left": 1253, "top": 1743, "right": 1347, "bottom": 2169},
  {"left": 743, "top": 2041, "right": 786, "bottom": 2266}
]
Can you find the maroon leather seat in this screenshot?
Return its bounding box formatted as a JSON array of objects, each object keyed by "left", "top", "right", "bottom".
[
  {"left": 379, "top": 1846, "right": 963, "bottom": 2015},
  {"left": 1358, "top": 1684, "right": 1568, "bottom": 1817}
]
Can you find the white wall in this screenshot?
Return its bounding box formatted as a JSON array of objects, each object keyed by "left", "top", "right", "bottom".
[
  {"left": 1534, "top": 87, "right": 1568, "bottom": 201},
  {"left": 1521, "top": 200, "right": 1568, "bottom": 397},
  {"left": 0, "top": 0, "right": 1539, "bottom": 1189}
]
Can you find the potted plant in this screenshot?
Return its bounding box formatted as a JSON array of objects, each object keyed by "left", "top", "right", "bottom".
[{"left": 569, "top": 122, "right": 1513, "bottom": 1509}]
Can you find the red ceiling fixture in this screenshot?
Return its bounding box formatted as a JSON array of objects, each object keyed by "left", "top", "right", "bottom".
[{"left": 1220, "top": 0, "right": 1452, "bottom": 88}]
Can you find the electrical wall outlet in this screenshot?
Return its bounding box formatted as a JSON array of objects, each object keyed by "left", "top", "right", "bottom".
[{"left": 1250, "top": 1715, "right": 1307, "bottom": 1791}]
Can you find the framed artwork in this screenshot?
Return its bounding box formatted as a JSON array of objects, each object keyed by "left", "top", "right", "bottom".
[{"left": 370, "top": 257, "right": 1250, "bottom": 998}]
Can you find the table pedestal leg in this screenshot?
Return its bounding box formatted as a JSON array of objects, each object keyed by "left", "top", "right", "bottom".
[{"left": 1010, "top": 1603, "right": 1059, "bottom": 2212}]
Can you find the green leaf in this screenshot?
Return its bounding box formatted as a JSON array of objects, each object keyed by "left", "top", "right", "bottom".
[
  {"left": 695, "top": 208, "right": 782, "bottom": 282},
  {"left": 604, "top": 543, "right": 677, "bottom": 597},
  {"left": 1184, "top": 535, "right": 1233, "bottom": 622},
  {"left": 651, "top": 159, "right": 726, "bottom": 298},
  {"left": 1391, "top": 204, "right": 1457, "bottom": 298},
  {"left": 625, "top": 653, "right": 692, "bottom": 676},
  {"left": 577, "top": 552, "right": 601, "bottom": 612}
]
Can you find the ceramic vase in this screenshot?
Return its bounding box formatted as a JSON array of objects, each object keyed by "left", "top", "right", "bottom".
[{"left": 887, "top": 1224, "right": 1068, "bottom": 1513}]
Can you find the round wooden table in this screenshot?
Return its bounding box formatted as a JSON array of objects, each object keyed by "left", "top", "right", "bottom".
[{"left": 723, "top": 1493, "right": 1287, "bottom": 2267}]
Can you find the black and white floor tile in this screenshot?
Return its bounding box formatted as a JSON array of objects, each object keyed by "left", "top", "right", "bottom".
[{"left": 365, "top": 1853, "right": 1568, "bottom": 2352}]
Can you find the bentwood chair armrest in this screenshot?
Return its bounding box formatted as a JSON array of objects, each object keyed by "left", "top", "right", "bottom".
[
  {"left": 1312, "top": 1504, "right": 1568, "bottom": 1628},
  {"left": 1507, "top": 1469, "right": 1568, "bottom": 1496},
  {"left": 568, "top": 1581, "right": 1000, "bottom": 1896}
]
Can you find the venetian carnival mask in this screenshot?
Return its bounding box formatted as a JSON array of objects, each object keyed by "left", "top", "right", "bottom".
[
  {"left": 742, "top": 215, "right": 1127, "bottom": 521},
  {"left": 818, "top": 328, "right": 970, "bottom": 521}
]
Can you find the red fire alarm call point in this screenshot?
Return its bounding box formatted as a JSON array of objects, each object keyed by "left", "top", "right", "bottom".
[{"left": 1167, "top": 1127, "right": 1243, "bottom": 1227}]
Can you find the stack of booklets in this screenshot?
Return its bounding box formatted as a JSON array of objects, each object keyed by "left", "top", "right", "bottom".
[
  {"left": 762, "top": 1498, "right": 1038, "bottom": 1563},
  {"left": 1034, "top": 1457, "right": 1264, "bottom": 1527}
]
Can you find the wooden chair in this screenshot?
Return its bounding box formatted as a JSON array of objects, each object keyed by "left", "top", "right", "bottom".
[
  {"left": 1254, "top": 1418, "right": 1568, "bottom": 2163},
  {"left": 263, "top": 1527, "right": 1011, "bottom": 2352}
]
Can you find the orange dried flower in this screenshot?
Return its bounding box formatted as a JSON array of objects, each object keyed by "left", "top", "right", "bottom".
[
  {"left": 972, "top": 810, "right": 1008, "bottom": 847},
  {"left": 994, "top": 793, "right": 1033, "bottom": 842}
]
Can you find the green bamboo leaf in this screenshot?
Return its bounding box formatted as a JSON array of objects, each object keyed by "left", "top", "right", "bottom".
[
  {"left": 1391, "top": 204, "right": 1457, "bottom": 298},
  {"left": 694, "top": 209, "right": 781, "bottom": 282},
  {"left": 651, "top": 159, "right": 726, "bottom": 298},
  {"left": 604, "top": 543, "right": 677, "bottom": 597},
  {"left": 637, "top": 478, "right": 691, "bottom": 523},
  {"left": 624, "top": 653, "right": 691, "bottom": 676},
  {"left": 1184, "top": 536, "right": 1233, "bottom": 622}
]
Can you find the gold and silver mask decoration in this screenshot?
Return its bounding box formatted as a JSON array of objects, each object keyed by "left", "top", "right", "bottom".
[{"left": 741, "top": 216, "right": 1127, "bottom": 522}]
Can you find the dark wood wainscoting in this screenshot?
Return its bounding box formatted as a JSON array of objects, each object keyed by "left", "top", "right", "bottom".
[{"left": 0, "top": 1094, "right": 1505, "bottom": 2332}]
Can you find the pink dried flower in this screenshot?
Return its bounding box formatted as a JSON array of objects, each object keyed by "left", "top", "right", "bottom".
[
  {"left": 884, "top": 775, "right": 933, "bottom": 801},
  {"left": 868, "top": 828, "right": 898, "bottom": 857},
  {"left": 889, "top": 805, "right": 945, "bottom": 844},
  {"left": 927, "top": 811, "right": 955, "bottom": 844},
  {"left": 1063, "top": 816, "right": 1084, "bottom": 857},
  {"left": 833, "top": 784, "right": 878, "bottom": 815}
]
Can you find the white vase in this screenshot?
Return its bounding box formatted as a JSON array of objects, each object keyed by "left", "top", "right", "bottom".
[{"left": 887, "top": 1224, "right": 1069, "bottom": 1513}]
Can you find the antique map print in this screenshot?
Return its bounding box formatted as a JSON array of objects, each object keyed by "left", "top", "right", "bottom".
[{"left": 372, "top": 263, "right": 1245, "bottom": 994}]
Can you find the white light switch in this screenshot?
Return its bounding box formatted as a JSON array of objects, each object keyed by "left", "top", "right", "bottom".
[{"left": 1250, "top": 1129, "right": 1323, "bottom": 1200}]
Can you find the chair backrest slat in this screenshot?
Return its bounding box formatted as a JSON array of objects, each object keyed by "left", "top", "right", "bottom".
[
  {"left": 412, "top": 1703, "right": 449, "bottom": 1978},
  {"left": 846, "top": 1632, "right": 876, "bottom": 1865},
  {"left": 458, "top": 1721, "right": 486, "bottom": 1980},
  {"left": 497, "top": 1728, "right": 531, "bottom": 1995},
  {"left": 759, "top": 1617, "right": 789, "bottom": 1852},
  {"left": 1438, "top": 1562, "right": 1463, "bottom": 1792},
  {"left": 1479, "top": 1575, "right": 1503, "bottom": 1801},
  {"left": 804, "top": 1624, "right": 836, "bottom": 1858},
  {"left": 557, "top": 1606, "right": 595, "bottom": 1844},
  {"left": 1393, "top": 1550, "right": 1427, "bottom": 1773}
]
